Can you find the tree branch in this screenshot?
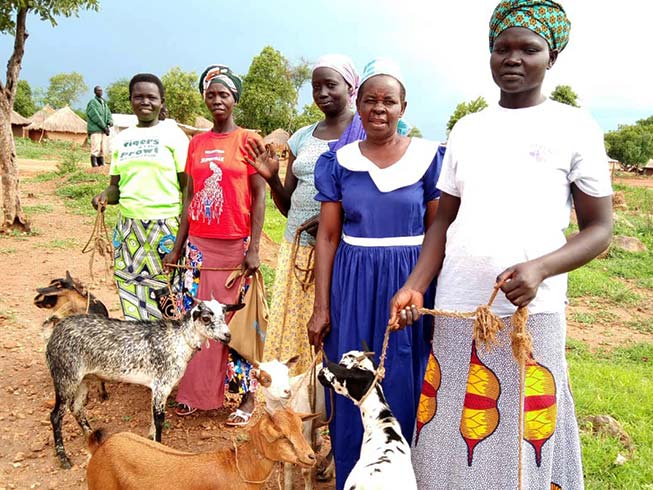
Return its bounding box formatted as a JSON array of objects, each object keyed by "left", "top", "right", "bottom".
[{"left": 3, "top": 7, "right": 29, "bottom": 104}]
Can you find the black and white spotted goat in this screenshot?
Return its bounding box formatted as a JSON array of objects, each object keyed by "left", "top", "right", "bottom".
[
  {"left": 318, "top": 350, "right": 416, "bottom": 490},
  {"left": 46, "top": 299, "right": 240, "bottom": 469}
]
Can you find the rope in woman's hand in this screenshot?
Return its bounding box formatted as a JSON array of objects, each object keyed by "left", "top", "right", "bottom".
[{"left": 82, "top": 207, "right": 114, "bottom": 285}]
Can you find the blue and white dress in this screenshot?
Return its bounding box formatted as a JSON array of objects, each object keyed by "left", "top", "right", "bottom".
[{"left": 315, "top": 138, "right": 445, "bottom": 490}]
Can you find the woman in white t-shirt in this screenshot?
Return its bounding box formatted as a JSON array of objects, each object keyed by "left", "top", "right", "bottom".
[{"left": 391, "top": 2, "right": 612, "bottom": 489}]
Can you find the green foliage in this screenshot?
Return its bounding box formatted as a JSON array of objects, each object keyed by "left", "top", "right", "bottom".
[
  {"left": 15, "top": 137, "right": 87, "bottom": 162},
  {"left": 106, "top": 78, "right": 132, "bottom": 114},
  {"left": 549, "top": 84, "right": 579, "bottom": 107},
  {"left": 44, "top": 71, "right": 87, "bottom": 108},
  {"left": 263, "top": 193, "right": 286, "bottom": 244},
  {"left": 290, "top": 103, "right": 323, "bottom": 132},
  {"left": 446, "top": 96, "right": 488, "bottom": 135},
  {"left": 0, "top": 1, "right": 99, "bottom": 32},
  {"left": 407, "top": 126, "right": 423, "bottom": 138},
  {"left": 605, "top": 120, "right": 653, "bottom": 170},
  {"left": 161, "top": 67, "right": 204, "bottom": 125},
  {"left": 14, "top": 80, "right": 36, "bottom": 116},
  {"left": 568, "top": 342, "right": 653, "bottom": 488},
  {"left": 237, "top": 46, "right": 298, "bottom": 134},
  {"left": 289, "top": 57, "right": 312, "bottom": 93},
  {"left": 56, "top": 149, "right": 81, "bottom": 174}
]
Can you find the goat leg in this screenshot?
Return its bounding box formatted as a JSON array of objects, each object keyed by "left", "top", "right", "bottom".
[
  {"left": 50, "top": 394, "right": 72, "bottom": 469},
  {"left": 151, "top": 391, "right": 169, "bottom": 442},
  {"left": 71, "top": 381, "right": 93, "bottom": 435},
  {"left": 99, "top": 382, "right": 109, "bottom": 401}
]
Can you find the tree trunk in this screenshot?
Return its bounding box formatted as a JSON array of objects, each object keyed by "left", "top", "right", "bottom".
[{"left": 0, "top": 100, "right": 29, "bottom": 233}]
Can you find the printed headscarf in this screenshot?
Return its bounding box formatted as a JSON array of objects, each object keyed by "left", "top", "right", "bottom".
[
  {"left": 313, "top": 54, "right": 359, "bottom": 103},
  {"left": 199, "top": 64, "right": 243, "bottom": 102},
  {"left": 489, "top": 1, "right": 571, "bottom": 52}
]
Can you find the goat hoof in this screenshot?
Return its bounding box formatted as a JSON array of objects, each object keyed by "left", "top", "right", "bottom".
[{"left": 58, "top": 456, "right": 73, "bottom": 470}]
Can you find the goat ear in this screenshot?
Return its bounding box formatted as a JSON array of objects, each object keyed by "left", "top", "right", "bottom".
[
  {"left": 296, "top": 412, "right": 321, "bottom": 422},
  {"left": 65, "top": 270, "right": 73, "bottom": 282},
  {"left": 224, "top": 302, "right": 245, "bottom": 313},
  {"left": 252, "top": 368, "right": 272, "bottom": 388},
  {"left": 282, "top": 355, "right": 300, "bottom": 368},
  {"left": 192, "top": 305, "right": 202, "bottom": 321},
  {"left": 260, "top": 418, "right": 283, "bottom": 443}
]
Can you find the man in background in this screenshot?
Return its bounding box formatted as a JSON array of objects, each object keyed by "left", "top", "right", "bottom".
[{"left": 86, "top": 85, "right": 113, "bottom": 167}]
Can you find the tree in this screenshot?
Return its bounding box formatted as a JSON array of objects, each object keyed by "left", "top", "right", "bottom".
[
  {"left": 604, "top": 124, "right": 653, "bottom": 171},
  {"left": 289, "top": 57, "right": 312, "bottom": 93},
  {"left": 0, "top": 1, "right": 99, "bottom": 232},
  {"left": 14, "top": 79, "right": 36, "bottom": 116},
  {"left": 407, "top": 126, "right": 423, "bottom": 138},
  {"left": 161, "top": 67, "right": 204, "bottom": 125},
  {"left": 290, "top": 103, "right": 322, "bottom": 132},
  {"left": 550, "top": 84, "right": 579, "bottom": 107},
  {"left": 446, "top": 96, "right": 488, "bottom": 135},
  {"left": 237, "top": 46, "right": 298, "bottom": 134},
  {"left": 105, "top": 78, "right": 131, "bottom": 114},
  {"left": 44, "top": 71, "right": 87, "bottom": 108}
]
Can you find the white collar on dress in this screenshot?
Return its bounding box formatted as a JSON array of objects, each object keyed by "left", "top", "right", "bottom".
[{"left": 335, "top": 138, "right": 440, "bottom": 193}]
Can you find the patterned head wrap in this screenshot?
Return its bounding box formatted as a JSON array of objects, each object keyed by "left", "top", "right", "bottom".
[
  {"left": 359, "top": 58, "right": 406, "bottom": 94},
  {"left": 313, "top": 54, "right": 359, "bottom": 103},
  {"left": 199, "top": 64, "right": 243, "bottom": 102},
  {"left": 489, "top": 1, "right": 571, "bottom": 52}
]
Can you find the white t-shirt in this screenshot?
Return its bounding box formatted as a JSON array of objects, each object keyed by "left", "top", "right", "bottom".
[{"left": 435, "top": 100, "right": 612, "bottom": 316}]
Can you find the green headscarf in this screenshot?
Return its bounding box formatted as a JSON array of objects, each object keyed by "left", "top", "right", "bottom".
[
  {"left": 199, "top": 64, "right": 243, "bottom": 102},
  {"left": 489, "top": 1, "right": 571, "bottom": 52}
]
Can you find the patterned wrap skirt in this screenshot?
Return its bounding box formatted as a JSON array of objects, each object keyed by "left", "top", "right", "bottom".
[
  {"left": 112, "top": 215, "right": 179, "bottom": 321},
  {"left": 175, "top": 236, "right": 257, "bottom": 411},
  {"left": 412, "top": 312, "right": 584, "bottom": 490},
  {"left": 262, "top": 239, "right": 315, "bottom": 375}
]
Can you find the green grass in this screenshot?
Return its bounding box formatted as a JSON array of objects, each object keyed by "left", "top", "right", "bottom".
[
  {"left": 568, "top": 341, "right": 653, "bottom": 489},
  {"left": 15, "top": 137, "right": 88, "bottom": 162},
  {"left": 0, "top": 247, "right": 17, "bottom": 255},
  {"left": 568, "top": 265, "right": 641, "bottom": 304},
  {"left": 35, "top": 238, "right": 77, "bottom": 250},
  {"left": 23, "top": 204, "right": 53, "bottom": 215},
  {"left": 624, "top": 318, "right": 653, "bottom": 334},
  {"left": 570, "top": 311, "right": 597, "bottom": 324},
  {"left": 263, "top": 193, "right": 286, "bottom": 244}
]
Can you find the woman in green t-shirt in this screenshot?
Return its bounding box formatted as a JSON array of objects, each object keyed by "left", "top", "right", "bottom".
[{"left": 92, "top": 73, "right": 189, "bottom": 320}]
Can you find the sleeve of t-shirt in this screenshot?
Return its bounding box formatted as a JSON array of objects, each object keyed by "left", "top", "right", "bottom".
[
  {"left": 288, "top": 123, "right": 316, "bottom": 157},
  {"left": 169, "top": 127, "right": 189, "bottom": 173},
  {"left": 568, "top": 115, "right": 613, "bottom": 198},
  {"left": 244, "top": 131, "right": 261, "bottom": 176},
  {"left": 314, "top": 150, "right": 342, "bottom": 202},
  {"left": 424, "top": 144, "right": 446, "bottom": 201},
  {"left": 185, "top": 137, "right": 197, "bottom": 175},
  {"left": 436, "top": 126, "right": 461, "bottom": 198}
]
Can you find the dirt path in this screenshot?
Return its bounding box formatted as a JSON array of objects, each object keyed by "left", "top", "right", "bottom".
[{"left": 0, "top": 161, "right": 650, "bottom": 489}]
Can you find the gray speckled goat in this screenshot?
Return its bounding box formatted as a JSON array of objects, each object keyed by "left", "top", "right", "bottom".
[{"left": 46, "top": 299, "right": 240, "bottom": 469}]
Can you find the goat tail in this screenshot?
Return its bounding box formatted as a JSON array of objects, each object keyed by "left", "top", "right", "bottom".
[{"left": 87, "top": 429, "right": 108, "bottom": 454}]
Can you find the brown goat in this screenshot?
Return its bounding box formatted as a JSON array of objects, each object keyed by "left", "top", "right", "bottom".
[{"left": 86, "top": 408, "right": 318, "bottom": 490}]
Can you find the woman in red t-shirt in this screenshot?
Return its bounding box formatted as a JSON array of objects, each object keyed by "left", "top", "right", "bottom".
[{"left": 165, "top": 65, "right": 266, "bottom": 423}]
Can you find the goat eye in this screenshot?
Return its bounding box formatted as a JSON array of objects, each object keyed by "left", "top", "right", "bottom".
[{"left": 201, "top": 315, "right": 212, "bottom": 323}]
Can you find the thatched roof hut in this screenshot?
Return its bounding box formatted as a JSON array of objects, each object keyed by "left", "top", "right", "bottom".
[
  {"left": 263, "top": 128, "right": 290, "bottom": 157},
  {"left": 27, "top": 105, "right": 56, "bottom": 127},
  {"left": 10, "top": 110, "right": 31, "bottom": 138},
  {"left": 26, "top": 106, "right": 87, "bottom": 145}
]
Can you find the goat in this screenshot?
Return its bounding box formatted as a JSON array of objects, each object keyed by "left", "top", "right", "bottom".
[
  {"left": 35, "top": 271, "right": 111, "bottom": 400},
  {"left": 86, "top": 407, "right": 318, "bottom": 490},
  {"left": 46, "top": 299, "right": 239, "bottom": 469},
  {"left": 255, "top": 357, "right": 334, "bottom": 490},
  {"left": 318, "top": 350, "right": 416, "bottom": 490},
  {"left": 34, "top": 271, "right": 109, "bottom": 321}
]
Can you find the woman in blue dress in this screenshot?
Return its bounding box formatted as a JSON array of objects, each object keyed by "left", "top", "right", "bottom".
[{"left": 307, "top": 58, "right": 445, "bottom": 489}]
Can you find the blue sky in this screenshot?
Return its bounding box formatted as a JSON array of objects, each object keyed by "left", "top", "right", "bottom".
[{"left": 2, "top": 0, "right": 652, "bottom": 140}]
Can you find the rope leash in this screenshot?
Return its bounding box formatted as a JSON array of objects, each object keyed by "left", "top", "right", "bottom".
[
  {"left": 81, "top": 208, "right": 115, "bottom": 313},
  {"left": 233, "top": 437, "right": 280, "bottom": 486}
]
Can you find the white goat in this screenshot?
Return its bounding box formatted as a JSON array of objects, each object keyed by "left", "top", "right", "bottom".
[
  {"left": 254, "top": 357, "right": 333, "bottom": 490},
  {"left": 318, "top": 350, "right": 416, "bottom": 490}
]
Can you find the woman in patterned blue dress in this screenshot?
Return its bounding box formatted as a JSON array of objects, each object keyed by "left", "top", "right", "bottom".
[{"left": 307, "top": 58, "right": 445, "bottom": 490}]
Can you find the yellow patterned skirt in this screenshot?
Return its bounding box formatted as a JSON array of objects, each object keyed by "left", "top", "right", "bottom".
[{"left": 262, "top": 239, "right": 315, "bottom": 375}]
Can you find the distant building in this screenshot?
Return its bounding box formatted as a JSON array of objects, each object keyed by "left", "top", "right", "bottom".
[{"left": 25, "top": 106, "right": 86, "bottom": 145}]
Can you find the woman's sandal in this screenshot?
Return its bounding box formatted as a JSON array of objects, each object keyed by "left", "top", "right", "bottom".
[
  {"left": 225, "top": 408, "right": 252, "bottom": 427},
  {"left": 175, "top": 403, "right": 197, "bottom": 416}
]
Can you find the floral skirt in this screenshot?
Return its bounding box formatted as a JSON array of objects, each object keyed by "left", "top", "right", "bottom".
[{"left": 262, "top": 239, "right": 315, "bottom": 375}]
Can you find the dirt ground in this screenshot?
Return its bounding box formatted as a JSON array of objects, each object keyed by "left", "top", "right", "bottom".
[{"left": 0, "top": 160, "right": 651, "bottom": 489}]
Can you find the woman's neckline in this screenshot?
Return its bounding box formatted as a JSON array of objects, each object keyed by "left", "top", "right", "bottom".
[{"left": 357, "top": 137, "right": 413, "bottom": 170}]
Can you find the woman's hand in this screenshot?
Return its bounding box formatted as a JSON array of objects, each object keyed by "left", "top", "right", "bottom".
[
  {"left": 243, "top": 248, "right": 260, "bottom": 276},
  {"left": 244, "top": 138, "right": 279, "bottom": 181},
  {"left": 163, "top": 249, "right": 182, "bottom": 273},
  {"left": 389, "top": 288, "right": 424, "bottom": 331},
  {"left": 297, "top": 214, "right": 319, "bottom": 238},
  {"left": 307, "top": 308, "right": 331, "bottom": 348},
  {"left": 91, "top": 191, "right": 108, "bottom": 211},
  {"left": 496, "top": 261, "right": 546, "bottom": 308}
]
